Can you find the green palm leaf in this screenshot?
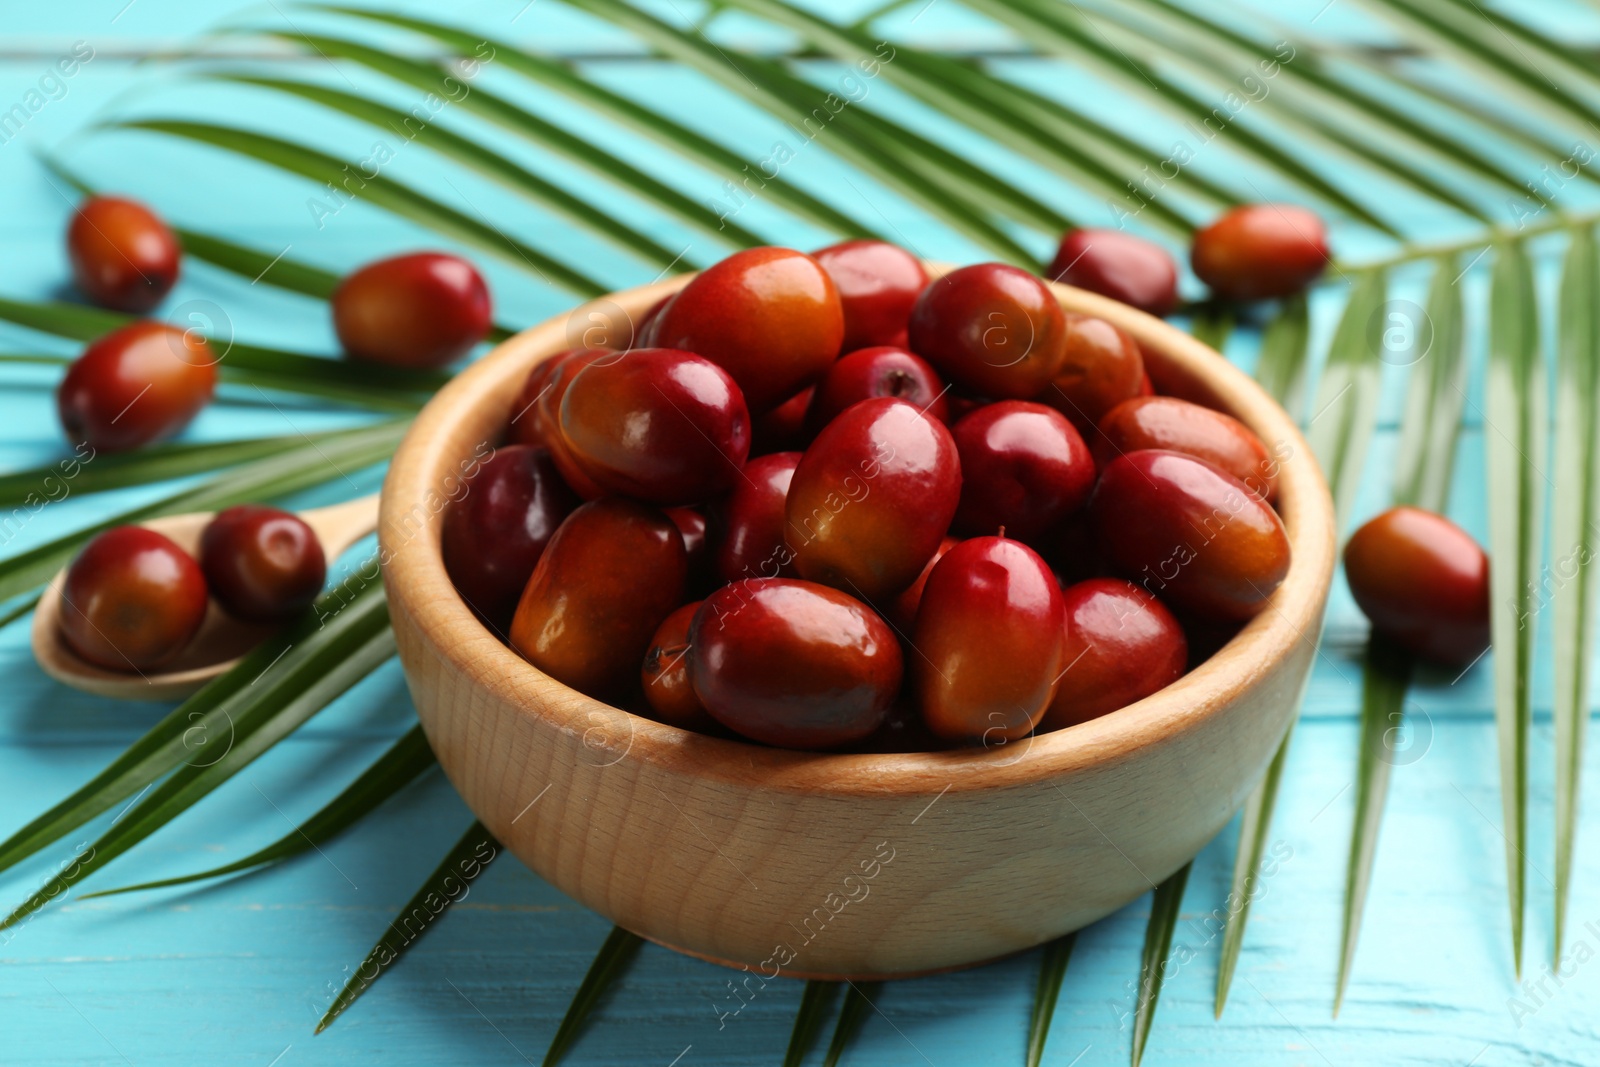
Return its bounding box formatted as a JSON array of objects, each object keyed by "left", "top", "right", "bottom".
[
  {"left": 1026, "top": 934, "right": 1074, "bottom": 1067},
  {"left": 1253, "top": 295, "right": 1310, "bottom": 416},
  {"left": 784, "top": 979, "right": 838, "bottom": 1067},
  {"left": 822, "top": 981, "right": 880, "bottom": 1067},
  {"left": 1304, "top": 270, "right": 1387, "bottom": 523},
  {"left": 543, "top": 926, "right": 645, "bottom": 1066},
  {"left": 1132, "top": 863, "right": 1190, "bottom": 1067}
]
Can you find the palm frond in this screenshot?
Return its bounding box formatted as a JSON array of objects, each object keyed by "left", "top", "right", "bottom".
[
  {"left": 1132, "top": 862, "right": 1190, "bottom": 1067},
  {"left": 784, "top": 980, "right": 838, "bottom": 1067},
  {"left": 822, "top": 981, "right": 880, "bottom": 1067},
  {"left": 1026, "top": 934, "right": 1074, "bottom": 1067},
  {"left": 1304, "top": 269, "right": 1386, "bottom": 524},
  {"left": 542, "top": 926, "right": 645, "bottom": 1066}
]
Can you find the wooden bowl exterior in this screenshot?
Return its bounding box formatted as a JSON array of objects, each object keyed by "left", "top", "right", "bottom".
[{"left": 380, "top": 270, "right": 1336, "bottom": 979}]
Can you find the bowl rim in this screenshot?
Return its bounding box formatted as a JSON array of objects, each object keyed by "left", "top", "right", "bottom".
[{"left": 380, "top": 262, "right": 1337, "bottom": 800}]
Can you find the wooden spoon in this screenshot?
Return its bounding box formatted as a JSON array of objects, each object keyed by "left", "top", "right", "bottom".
[{"left": 31, "top": 494, "right": 380, "bottom": 702}]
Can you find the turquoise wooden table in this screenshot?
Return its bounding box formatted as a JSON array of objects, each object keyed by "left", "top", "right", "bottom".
[{"left": 1, "top": 1, "right": 1598, "bottom": 1064}]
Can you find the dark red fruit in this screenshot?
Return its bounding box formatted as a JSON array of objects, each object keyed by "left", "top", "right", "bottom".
[
  {"left": 1089, "top": 450, "right": 1291, "bottom": 620},
  {"left": 1191, "top": 204, "right": 1329, "bottom": 300},
  {"left": 690, "top": 578, "right": 901, "bottom": 749},
  {"left": 787, "top": 397, "right": 961, "bottom": 601},
  {"left": 506, "top": 349, "right": 591, "bottom": 449},
  {"left": 641, "top": 601, "right": 715, "bottom": 729},
  {"left": 713, "top": 452, "right": 799, "bottom": 585},
  {"left": 559, "top": 347, "right": 750, "bottom": 504},
  {"left": 1047, "top": 229, "right": 1178, "bottom": 317},
  {"left": 1095, "top": 396, "right": 1279, "bottom": 502},
  {"left": 59, "top": 526, "right": 208, "bottom": 670},
  {"left": 1040, "top": 578, "right": 1187, "bottom": 730},
  {"left": 887, "top": 535, "right": 957, "bottom": 632},
  {"left": 652, "top": 247, "right": 843, "bottom": 412},
  {"left": 751, "top": 386, "right": 815, "bottom": 455},
  {"left": 1039, "top": 313, "right": 1145, "bottom": 436},
  {"left": 333, "top": 252, "right": 492, "bottom": 369},
  {"left": 950, "top": 401, "right": 1094, "bottom": 543},
  {"left": 912, "top": 536, "right": 1065, "bottom": 742},
  {"left": 199, "top": 505, "right": 327, "bottom": 623},
  {"left": 1343, "top": 506, "right": 1489, "bottom": 666},
  {"left": 513, "top": 348, "right": 616, "bottom": 499},
  {"left": 58, "top": 321, "right": 217, "bottom": 453},
  {"left": 666, "top": 507, "right": 712, "bottom": 593},
  {"left": 908, "top": 263, "right": 1067, "bottom": 399},
  {"left": 67, "top": 196, "right": 181, "bottom": 313},
  {"left": 441, "top": 445, "right": 578, "bottom": 632},
  {"left": 807, "top": 346, "right": 947, "bottom": 432},
  {"left": 812, "top": 239, "right": 929, "bottom": 351}
]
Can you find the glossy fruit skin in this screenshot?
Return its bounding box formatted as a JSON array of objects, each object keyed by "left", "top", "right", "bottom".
[
  {"left": 1038, "top": 313, "right": 1145, "bottom": 436},
  {"left": 67, "top": 196, "right": 181, "bottom": 313},
  {"left": 1089, "top": 449, "right": 1291, "bottom": 621},
  {"left": 1040, "top": 578, "right": 1187, "bottom": 731},
  {"left": 200, "top": 505, "right": 327, "bottom": 624},
  {"left": 812, "top": 239, "right": 929, "bottom": 351},
  {"left": 787, "top": 397, "right": 961, "bottom": 601},
  {"left": 652, "top": 247, "right": 843, "bottom": 412},
  {"left": 950, "top": 401, "right": 1094, "bottom": 543},
  {"left": 559, "top": 347, "right": 750, "bottom": 504},
  {"left": 58, "top": 322, "right": 217, "bottom": 453},
  {"left": 912, "top": 536, "right": 1065, "bottom": 742},
  {"left": 441, "top": 445, "right": 578, "bottom": 633},
  {"left": 750, "top": 386, "right": 815, "bottom": 455},
  {"left": 689, "top": 578, "right": 901, "bottom": 749},
  {"left": 1191, "top": 204, "right": 1329, "bottom": 300},
  {"left": 512, "top": 348, "right": 615, "bottom": 499},
  {"left": 506, "top": 349, "right": 588, "bottom": 448},
  {"left": 1095, "top": 396, "right": 1279, "bottom": 502},
  {"left": 713, "top": 452, "right": 799, "bottom": 585},
  {"left": 908, "top": 263, "right": 1067, "bottom": 399},
  {"left": 510, "top": 498, "right": 688, "bottom": 697},
  {"left": 1343, "top": 506, "right": 1489, "bottom": 665},
  {"left": 1047, "top": 229, "right": 1178, "bottom": 317},
  {"left": 641, "top": 601, "right": 715, "bottom": 729},
  {"left": 666, "top": 507, "right": 713, "bottom": 594},
  {"left": 59, "top": 526, "right": 208, "bottom": 670},
  {"left": 807, "top": 346, "right": 948, "bottom": 432},
  {"left": 332, "top": 252, "right": 492, "bottom": 369},
  {"left": 887, "top": 535, "right": 957, "bottom": 632}
]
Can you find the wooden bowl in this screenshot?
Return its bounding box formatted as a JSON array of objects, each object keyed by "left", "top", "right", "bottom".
[{"left": 380, "top": 268, "right": 1336, "bottom": 979}]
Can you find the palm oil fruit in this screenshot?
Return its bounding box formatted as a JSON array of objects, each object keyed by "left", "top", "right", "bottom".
[
  {"left": 909, "top": 263, "right": 1067, "bottom": 398},
  {"left": 67, "top": 195, "right": 181, "bottom": 312},
  {"left": 1089, "top": 449, "right": 1290, "bottom": 621},
  {"left": 641, "top": 601, "right": 714, "bottom": 729},
  {"left": 812, "top": 239, "right": 929, "bottom": 350},
  {"left": 713, "top": 452, "right": 800, "bottom": 585},
  {"left": 1095, "top": 396, "right": 1279, "bottom": 502},
  {"left": 750, "top": 386, "right": 815, "bottom": 455},
  {"left": 1047, "top": 229, "right": 1178, "bottom": 317},
  {"left": 59, "top": 526, "right": 208, "bottom": 670},
  {"left": 1343, "top": 506, "right": 1489, "bottom": 665},
  {"left": 689, "top": 578, "right": 901, "bottom": 749},
  {"left": 558, "top": 347, "right": 750, "bottom": 505},
  {"left": 666, "top": 507, "right": 712, "bottom": 593},
  {"left": 1041, "top": 578, "right": 1187, "bottom": 731},
  {"left": 58, "top": 321, "right": 217, "bottom": 452},
  {"left": 1191, "top": 204, "right": 1329, "bottom": 300},
  {"left": 514, "top": 347, "right": 616, "bottom": 499},
  {"left": 332, "top": 252, "right": 492, "bottom": 369},
  {"left": 200, "top": 505, "right": 327, "bottom": 623},
  {"left": 441, "top": 445, "right": 578, "bottom": 633},
  {"left": 807, "top": 346, "right": 947, "bottom": 433},
  {"left": 652, "top": 246, "right": 843, "bottom": 412},
  {"left": 1040, "top": 313, "right": 1145, "bottom": 436},
  {"left": 912, "top": 536, "right": 1065, "bottom": 743},
  {"left": 786, "top": 397, "right": 961, "bottom": 602},
  {"left": 950, "top": 400, "right": 1094, "bottom": 543},
  {"left": 887, "top": 535, "right": 957, "bottom": 632},
  {"left": 510, "top": 498, "right": 688, "bottom": 697}
]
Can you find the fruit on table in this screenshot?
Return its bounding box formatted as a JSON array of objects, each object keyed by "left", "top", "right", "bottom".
[
  {"left": 199, "top": 505, "right": 327, "bottom": 624},
  {"left": 1047, "top": 228, "right": 1178, "bottom": 317},
  {"left": 559, "top": 347, "right": 750, "bottom": 504},
  {"left": 950, "top": 400, "right": 1094, "bottom": 543},
  {"left": 1089, "top": 449, "right": 1290, "bottom": 620},
  {"left": 1095, "top": 396, "right": 1280, "bottom": 502},
  {"left": 67, "top": 195, "right": 181, "bottom": 312},
  {"left": 807, "top": 346, "right": 948, "bottom": 432},
  {"left": 786, "top": 397, "right": 961, "bottom": 601},
  {"left": 1039, "top": 313, "right": 1145, "bottom": 436},
  {"left": 1343, "top": 506, "right": 1489, "bottom": 665},
  {"left": 712, "top": 452, "right": 800, "bottom": 585},
  {"left": 909, "top": 263, "right": 1067, "bottom": 398},
  {"left": 689, "top": 578, "right": 901, "bottom": 748},
  {"left": 1191, "top": 204, "right": 1329, "bottom": 300},
  {"left": 886, "top": 535, "right": 957, "bottom": 632},
  {"left": 441, "top": 445, "right": 578, "bottom": 633},
  {"left": 912, "top": 536, "right": 1065, "bottom": 742},
  {"left": 510, "top": 498, "right": 688, "bottom": 697},
  {"left": 58, "top": 321, "right": 217, "bottom": 452},
  {"left": 641, "top": 601, "right": 714, "bottom": 729},
  {"left": 59, "top": 526, "right": 208, "bottom": 670},
  {"left": 1040, "top": 578, "right": 1188, "bottom": 730},
  {"left": 651, "top": 247, "right": 843, "bottom": 412},
  {"left": 332, "top": 252, "right": 492, "bottom": 369},
  {"left": 812, "top": 239, "right": 929, "bottom": 350}
]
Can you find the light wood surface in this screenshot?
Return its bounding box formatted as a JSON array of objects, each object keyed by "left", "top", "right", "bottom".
[
  {"left": 380, "top": 270, "right": 1337, "bottom": 979},
  {"left": 32, "top": 494, "right": 379, "bottom": 701}
]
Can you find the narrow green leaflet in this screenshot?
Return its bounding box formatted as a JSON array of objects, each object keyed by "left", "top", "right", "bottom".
[
  {"left": 1304, "top": 270, "right": 1386, "bottom": 526},
  {"left": 1392, "top": 256, "right": 1468, "bottom": 513},
  {"left": 1553, "top": 226, "right": 1600, "bottom": 962},
  {"left": 1484, "top": 238, "right": 1546, "bottom": 976},
  {"left": 1132, "top": 863, "right": 1190, "bottom": 1067},
  {"left": 784, "top": 980, "right": 838, "bottom": 1067},
  {"left": 1253, "top": 295, "right": 1310, "bottom": 418},
  {"left": 543, "top": 926, "right": 646, "bottom": 1066},
  {"left": 1187, "top": 306, "right": 1235, "bottom": 353},
  {"left": 1027, "top": 934, "right": 1074, "bottom": 1067},
  {"left": 1214, "top": 721, "right": 1292, "bottom": 1017},
  {"left": 318, "top": 820, "right": 501, "bottom": 1033},
  {"left": 823, "top": 981, "right": 881, "bottom": 1067},
  {"left": 84, "top": 725, "right": 437, "bottom": 898}
]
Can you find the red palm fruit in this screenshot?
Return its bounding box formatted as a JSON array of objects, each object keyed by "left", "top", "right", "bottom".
[
  {"left": 1047, "top": 228, "right": 1178, "bottom": 316},
  {"left": 59, "top": 526, "right": 208, "bottom": 670},
  {"left": 812, "top": 239, "right": 930, "bottom": 351},
  {"left": 1040, "top": 578, "right": 1187, "bottom": 730},
  {"left": 57, "top": 321, "right": 217, "bottom": 452},
  {"left": 332, "top": 252, "right": 492, "bottom": 369},
  {"left": 908, "top": 263, "right": 1068, "bottom": 399},
  {"left": 67, "top": 195, "right": 181, "bottom": 312}
]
